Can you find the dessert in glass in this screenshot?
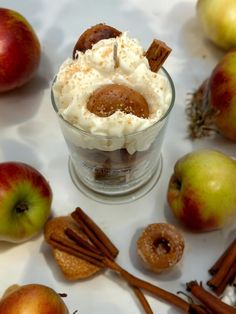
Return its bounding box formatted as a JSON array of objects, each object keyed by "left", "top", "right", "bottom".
[{"left": 51, "top": 24, "right": 175, "bottom": 201}]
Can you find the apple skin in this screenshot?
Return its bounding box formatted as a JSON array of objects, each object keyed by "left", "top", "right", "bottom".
[
  {"left": 0, "top": 8, "right": 41, "bottom": 92},
  {"left": 208, "top": 49, "right": 236, "bottom": 141},
  {"left": 167, "top": 150, "right": 236, "bottom": 232},
  {"left": 0, "top": 284, "right": 69, "bottom": 314},
  {"left": 0, "top": 162, "right": 52, "bottom": 242},
  {"left": 197, "top": 0, "right": 236, "bottom": 50}
]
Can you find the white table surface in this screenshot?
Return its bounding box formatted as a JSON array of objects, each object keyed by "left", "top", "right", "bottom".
[{"left": 0, "top": 1, "right": 236, "bottom": 313}]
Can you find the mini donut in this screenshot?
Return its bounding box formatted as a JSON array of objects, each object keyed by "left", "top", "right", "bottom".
[
  {"left": 44, "top": 216, "right": 102, "bottom": 280},
  {"left": 87, "top": 83, "right": 149, "bottom": 118},
  {"left": 137, "top": 223, "right": 185, "bottom": 273},
  {"left": 73, "top": 23, "right": 121, "bottom": 57}
]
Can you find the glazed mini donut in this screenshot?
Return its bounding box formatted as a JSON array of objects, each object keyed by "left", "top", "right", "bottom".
[
  {"left": 73, "top": 23, "right": 121, "bottom": 57},
  {"left": 87, "top": 83, "right": 150, "bottom": 118},
  {"left": 137, "top": 223, "right": 185, "bottom": 273}
]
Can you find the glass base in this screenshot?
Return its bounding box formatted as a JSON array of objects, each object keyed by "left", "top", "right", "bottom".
[{"left": 68, "top": 155, "right": 163, "bottom": 204}]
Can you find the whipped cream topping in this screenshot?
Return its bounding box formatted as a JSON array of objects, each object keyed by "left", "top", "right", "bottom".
[{"left": 52, "top": 32, "right": 173, "bottom": 152}]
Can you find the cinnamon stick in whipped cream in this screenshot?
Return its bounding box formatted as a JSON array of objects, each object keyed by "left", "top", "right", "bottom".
[{"left": 145, "top": 39, "right": 171, "bottom": 72}]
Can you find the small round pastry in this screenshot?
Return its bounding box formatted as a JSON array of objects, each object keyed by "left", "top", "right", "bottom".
[
  {"left": 87, "top": 83, "right": 150, "bottom": 118},
  {"left": 44, "top": 216, "right": 102, "bottom": 280},
  {"left": 73, "top": 23, "right": 121, "bottom": 57},
  {"left": 137, "top": 223, "right": 185, "bottom": 273}
]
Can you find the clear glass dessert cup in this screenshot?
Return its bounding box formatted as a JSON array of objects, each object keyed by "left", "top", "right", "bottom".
[{"left": 51, "top": 67, "right": 175, "bottom": 203}]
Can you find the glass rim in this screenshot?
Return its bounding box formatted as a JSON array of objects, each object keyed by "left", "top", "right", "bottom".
[{"left": 51, "top": 66, "right": 175, "bottom": 139}]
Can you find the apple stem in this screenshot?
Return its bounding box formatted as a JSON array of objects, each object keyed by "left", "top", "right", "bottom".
[
  {"left": 58, "top": 293, "right": 67, "bottom": 297},
  {"left": 15, "top": 202, "right": 28, "bottom": 214},
  {"left": 173, "top": 176, "right": 182, "bottom": 191}
]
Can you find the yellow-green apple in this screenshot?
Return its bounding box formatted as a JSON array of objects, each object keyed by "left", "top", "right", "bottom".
[
  {"left": 197, "top": 0, "right": 236, "bottom": 50},
  {"left": 167, "top": 149, "right": 236, "bottom": 232},
  {"left": 0, "top": 8, "right": 41, "bottom": 92},
  {"left": 0, "top": 284, "right": 69, "bottom": 314},
  {"left": 0, "top": 162, "right": 52, "bottom": 242}
]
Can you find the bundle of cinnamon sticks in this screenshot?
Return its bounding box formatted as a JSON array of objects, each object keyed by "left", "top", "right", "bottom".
[
  {"left": 185, "top": 239, "right": 236, "bottom": 314},
  {"left": 186, "top": 281, "right": 236, "bottom": 314},
  {"left": 208, "top": 239, "right": 236, "bottom": 296}
]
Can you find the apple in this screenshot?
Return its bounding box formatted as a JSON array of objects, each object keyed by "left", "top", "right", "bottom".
[
  {"left": 167, "top": 149, "right": 236, "bottom": 232},
  {"left": 0, "top": 284, "right": 69, "bottom": 314},
  {"left": 207, "top": 49, "right": 236, "bottom": 141},
  {"left": 196, "top": 0, "right": 236, "bottom": 50},
  {"left": 186, "top": 49, "right": 236, "bottom": 142},
  {"left": 0, "top": 162, "right": 52, "bottom": 242},
  {"left": 0, "top": 8, "right": 41, "bottom": 92}
]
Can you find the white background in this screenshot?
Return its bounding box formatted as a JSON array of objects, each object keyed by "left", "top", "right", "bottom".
[{"left": 0, "top": 0, "right": 236, "bottom": 313}]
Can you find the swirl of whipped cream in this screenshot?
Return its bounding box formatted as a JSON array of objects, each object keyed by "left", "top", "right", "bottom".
[{"left": 52, "top": 32, "right": 173, "bottom": 153}]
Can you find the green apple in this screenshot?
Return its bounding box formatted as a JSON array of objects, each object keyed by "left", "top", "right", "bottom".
[
  {"left": 167, "top": 149, "right": 236, "bottom": 232},
  {"left": 197, "top": 0, "right": 236, "bottom": 50},
  {"left": 0, "top": 162, "right": 52, "bottom": 242},
  {"left": 0, "top": 284, "right": 69, "bottom": 314}
]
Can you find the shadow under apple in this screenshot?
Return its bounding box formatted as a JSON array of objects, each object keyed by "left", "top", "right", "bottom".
[
  {"left": 0, "top": 139, "right": 42, "bottom": 169},
  {"left": 0, "top": 229, "right": 46, "bottom": 254},
  {"left": 0, "top": 51, "right": 51, "bottom": 128}
]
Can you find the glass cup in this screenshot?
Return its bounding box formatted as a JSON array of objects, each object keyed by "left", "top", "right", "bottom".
[{"left": 51, "top": 67, "right": 175, "bottom": 202}]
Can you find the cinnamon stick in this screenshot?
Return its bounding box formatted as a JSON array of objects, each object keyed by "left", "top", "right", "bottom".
[
  {"left": 49, "top": 234, "right": 106, "bottom": 268},
  {"left": 105, "top": 258, "right": 190, "bottom": 312},
  {"left": 145, "top": 39, "right": 171, "bottom": 72},
  {"left": 188, "top": 304, "right": 211, "bottom": 314},
  {"left": 214, "top": 263, "right": 236, "bottom": 296},
  {"left": 133, "top": 287, "right": 154, "bottom": 314},
  {"left": 65, "top": 227, "right": 101, "bottom": 254},
  {"left": 71, "top": 207, "right": 119, "bottom": 259},
  {"left": 71, "top": 208, "right": 152, "bottom": 314},
  {"left": 209, "top": 239, "right": 236, "bottom": 275},
  {"left": 207, "top": 240, "right": 236, "bottom": 290},
  {"left": 233, "top": 274, "right": 236, "bottom": 286},
  {"left": 186, "top": 281, "right": 236, "bottom": 314}
]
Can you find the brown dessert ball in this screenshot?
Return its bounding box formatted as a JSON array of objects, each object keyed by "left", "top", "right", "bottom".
[
  {"left": 137, "top": 223, "right": 185, "bottom": 273},
  {"left": 87, "top": 83, "right": 149, "bottom": 118},
  {"left": 73, "top": 23, "right": 121, "bottom": 57}
]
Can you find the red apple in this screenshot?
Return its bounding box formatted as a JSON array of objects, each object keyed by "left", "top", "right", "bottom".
[
  {"left": 167, "top": 150, "right": 236, "bottom": 232},
  {"left": 0, "top": 8, "right": 41, "bottom": 92},
  {"left": 0, "top": 284, "right": 69, "bottom": 314},
  {"left": 0, "top": 162, "right": 52, "bottom": 242},
  {"left": 187, "top": 49, "right": 236, "bottom": 141},
  {"left": 208, "top": 49, "right": 236, "bottom": 141}
]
